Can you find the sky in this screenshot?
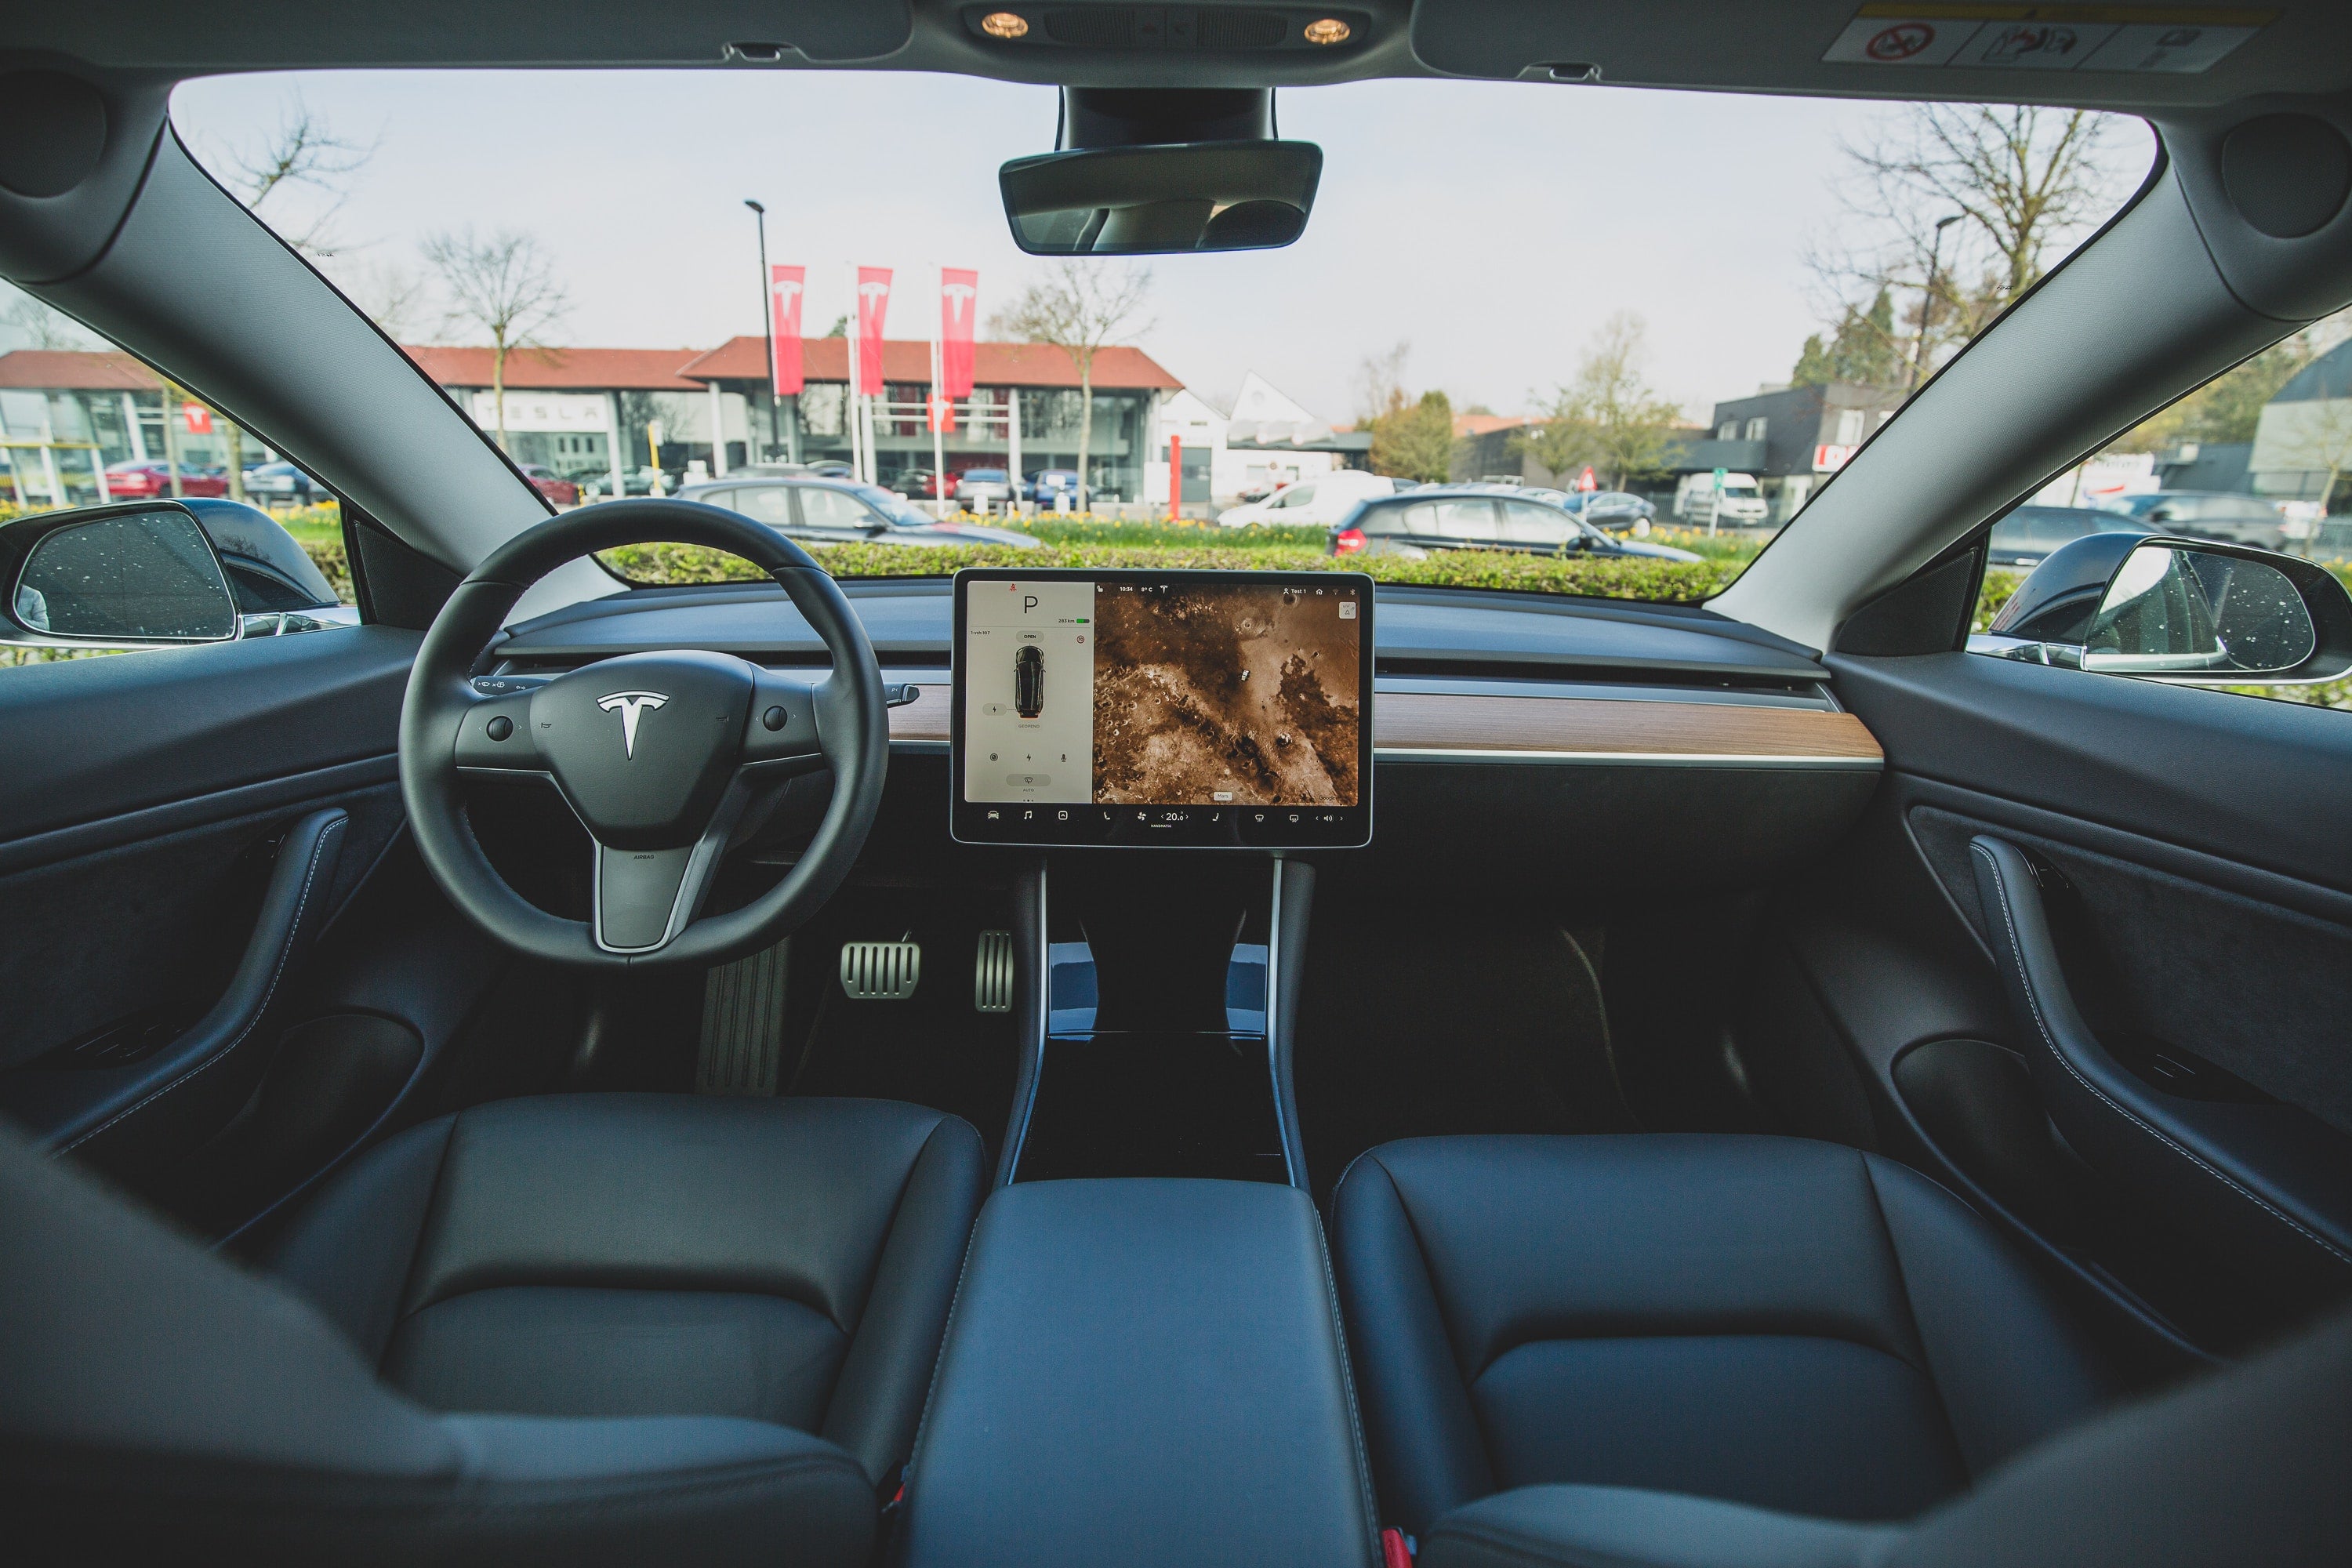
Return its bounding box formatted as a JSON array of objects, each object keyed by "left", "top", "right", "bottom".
[{"left": 160, "top": 69, "right": 2154, "bottom": 426}]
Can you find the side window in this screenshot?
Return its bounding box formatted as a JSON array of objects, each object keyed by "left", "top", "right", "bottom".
[
  {"left": 0, "top": 312, "right": 354, "bottom": 669},
  {"left": 729, "top": 486, "right": 793, "bottom": 527},
  {"left": 1432, "top": 499, "right": 1500, "bottom": 541},
  {"left": 1358, "top": 505, "right": 1403, "bottom": 536},
  {"left": 1973, "top": 314, "right": 2352, "bottom": 713},
  {"left": 1277, "top": 485, "right": 1316, "bottom": 510},
  {"left": 1499, "top": 502, "right": 1570, "bottom": 548},
  {"left": 799, "top": 488, "right": 876, "bottom": 530},
  {"left": 1399, "top": 503, "right": 1440, "bottom": 537}
]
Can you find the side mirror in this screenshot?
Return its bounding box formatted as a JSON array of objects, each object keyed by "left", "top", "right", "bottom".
[
  {"left": 2080, "top": 539, "right": 2350, "bottom": 682},
  {"left": 2, "top": 503, "right": 240, "bottom": 649},
  {"left": 1981, "top": 533, "right": 2352, "bottom": 684}
]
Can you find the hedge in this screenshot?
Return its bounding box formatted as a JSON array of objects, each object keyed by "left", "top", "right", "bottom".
[{"left": 593, "top": 539, "right": 1742, "bottom": 604}]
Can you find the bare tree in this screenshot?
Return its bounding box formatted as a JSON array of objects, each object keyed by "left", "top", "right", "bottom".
[
  {"left": 1, "top": 285, "right": 96, "bottom": 351},
  {"left": 1520, "top": 313, "right": 1686, "bottom": 490},
  {"left": 990, "top": 262, "right": 1153, "bottom": 510},
  {"left": 223, "top": 93, "right": 377, "bottom": 256},
  {"left": 421, "top": 227, "right": 570, "bottom": 448},
  {"left": 333, "top": 258, "right": 430, "bottom": 340},
  {"left": 1353, "top": 340, "right": 1412, "bottom": 426},
  {"left": 1809, "top": 103, "right": 2129, "bottom": 380}
]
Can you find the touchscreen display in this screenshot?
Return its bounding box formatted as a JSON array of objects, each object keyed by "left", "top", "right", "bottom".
[{"left": 952, "top": 569, "right": 1373, "bottom": 848}]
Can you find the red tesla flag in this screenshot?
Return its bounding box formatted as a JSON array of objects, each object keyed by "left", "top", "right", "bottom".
[
  {"left": 182, "top": 404, "right": 213, "bottom": 435},
  {"left": 855, "top": 267, "right": 892, "bottom": 395},
  {"left": 939, "top": 267, "right": 978, "bottom": 398},
  {"left": 768, "top": 265, "right": 805, "bottom": 396}
]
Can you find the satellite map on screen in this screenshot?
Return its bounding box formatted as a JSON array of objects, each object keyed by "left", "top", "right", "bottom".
[{"left": 1091, "top": 581, "right": 1362, "bottom": 807}]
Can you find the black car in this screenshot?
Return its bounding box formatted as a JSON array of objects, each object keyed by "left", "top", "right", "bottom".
[
  {"left": 1330, "top": 485, "right": 1700, "bottom": 561},
  {"left": 1985, "top": 504, "right": 2159, "bottom": 566},
  {"left": 1014, "top": 643, "right": 1044, "bottom": 716}
]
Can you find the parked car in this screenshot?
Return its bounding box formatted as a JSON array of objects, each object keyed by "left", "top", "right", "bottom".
[
  {"left": 1026, "top": 469, "right": 1080, "bottom": 505},
  {"left": 1985, "top": 506, "right": 2160, "bottom": 567},
  {"left": 953, "top": 468, "right": 1019, "bottom": 508},
  {"left": 805, "top": 459, "right": 854, "bottom": 480},
  {"left": 1672, "top": 470, "right": 1769, "bottom": 527},
  {"left": 239, "top": 460, "right": 322, "bottom": 502},
  {"left": 515, "top": 464, "right": 579, "bottom": 505},
  {"left": 1218, "top": 469, "right": 1396, "bottom": 527},
  {"left": 889, "top": 468, "right": 949, "bottom": 500},
  {"left": 2096, "top": 489, "right": 2291, "bottom": 551},
  {"left": 676, "top": 477, "right": 1040, "bottom": 548},
  {"left": 1563, "top": 490, "right": 1658, "bottom": 529},
  {"left": 1330, "top": 486, "right": 1702, "bottom": 561},
  {"left": 101, "top": 461, "right": 227, "bottom": 499}
]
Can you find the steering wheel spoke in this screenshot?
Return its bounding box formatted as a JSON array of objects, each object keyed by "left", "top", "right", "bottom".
[
  {"left": 741, "top": 669, "right": 829, "bottom": 766},
  {"left": 591, "top": 822, "right": 731, "bottom": 955}
]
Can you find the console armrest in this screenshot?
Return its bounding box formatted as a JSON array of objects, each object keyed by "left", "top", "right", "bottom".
[{"left": 899, "top": 1178, "right": 1380, "bottom": 1568}]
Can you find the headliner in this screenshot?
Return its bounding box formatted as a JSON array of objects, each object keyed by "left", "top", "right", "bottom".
[{"left": 9, "top": 2, "right": 2347, "bottom": 114}]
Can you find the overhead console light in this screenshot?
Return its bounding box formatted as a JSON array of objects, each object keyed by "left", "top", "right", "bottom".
[{"left": 963, "top": 5, "right": 1367, "bottom": 52}]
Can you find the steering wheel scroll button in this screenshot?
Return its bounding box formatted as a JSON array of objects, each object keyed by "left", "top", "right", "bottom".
[
  {"left": 763, "top": 705, "right": 788, "bottom": 731},
  {"left": 485, "top": 715, "right": 514, "bottom": 742}
]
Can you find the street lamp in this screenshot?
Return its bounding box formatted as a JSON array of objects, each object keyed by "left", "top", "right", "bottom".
[
  {"left": 1911, "top": 213, "right": 1963, "bottom": 392},
  {"left": 745, "top": 198, "right": 779, "bottom": 462}
]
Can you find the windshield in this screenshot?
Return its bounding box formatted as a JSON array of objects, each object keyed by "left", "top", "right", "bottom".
[{"left": 139, "top": 71, "right": 2151, "bottom": 603}]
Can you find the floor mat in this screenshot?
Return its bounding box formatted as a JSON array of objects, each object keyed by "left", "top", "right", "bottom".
[
  {"left": 782, "top": 884, "right": 1022, "bottom": 1163},
  {"left": 1293, "top": 895, "right": 1637, "bottom": 1200}
]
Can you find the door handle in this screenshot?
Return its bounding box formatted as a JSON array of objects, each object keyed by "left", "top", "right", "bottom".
[{"left": 1969, "top": 834, "right": 2352, "bottom": 1298}]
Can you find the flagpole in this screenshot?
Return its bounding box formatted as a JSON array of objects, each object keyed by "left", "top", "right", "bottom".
[
  {"left": 930, "top": 263, "right": 948, "bottom": 517},
  {"left": 856, "top": 263, "right": 875, "bottom": 484}
]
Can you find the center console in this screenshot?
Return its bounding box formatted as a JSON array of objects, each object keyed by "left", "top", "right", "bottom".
[
  {"left": 890, "top": 570, "right": 1378, "bottom": 1565},
  {"left": 895, "top": 1178, "right": 1381, "bottom": 1568}
]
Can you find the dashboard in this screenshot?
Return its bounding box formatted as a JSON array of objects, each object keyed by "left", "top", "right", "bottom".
[{"left": 488, "top": 578, "right": 1882, "bottom": 891}]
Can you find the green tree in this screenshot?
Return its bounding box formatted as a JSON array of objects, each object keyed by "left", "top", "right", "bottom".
[
  {"left": 1791, "top": 289, "right": 1904, "bottom": 387},
  {"left": 1369, "top": 388, "right": 1455, "bottom": 482},
  {"left": 1520, "top": 312, "right": 1685, "bottom": 490}
]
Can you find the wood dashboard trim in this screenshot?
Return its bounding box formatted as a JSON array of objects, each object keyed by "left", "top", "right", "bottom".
[{"left": 893, "top": 686, "right": 1880, "bottom": 767}]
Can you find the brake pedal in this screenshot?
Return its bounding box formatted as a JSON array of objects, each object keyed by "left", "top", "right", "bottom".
[
  {"left": 974, "top": 930, "right": 1014, "bottom": 1014},
  {"left": 697, "top": 938, "right": 788, "bottom": 1095},
  {"left": 840, "top": 939, "right": 921, "bottom": 1000}
]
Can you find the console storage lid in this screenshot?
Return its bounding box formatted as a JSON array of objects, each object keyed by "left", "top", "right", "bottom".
[{"left": 898, "top": 1178, "right": 1380, "bottom": 1568}]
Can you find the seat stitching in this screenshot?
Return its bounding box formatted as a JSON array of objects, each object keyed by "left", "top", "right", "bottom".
[
  {"left": 1857, "top": 1153, "right": 1970, "bottom": 1469},
  {"left": 61, "top": 816, "right": 345, "bottom": 1153},
  {"left": 1306, "top": 1199, "right": 1386, "bottom": 1563},
  {"left": 1973, "top": 842, "right": 2351, "bottom": 1269}
]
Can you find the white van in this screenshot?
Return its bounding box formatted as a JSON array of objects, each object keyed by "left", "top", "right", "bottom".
[
  {"left": 1218, "top": 468, "right": 1396, "bottom": 527},
  {"left": 1673, "top": 471, "right": 1769, "bottom": 527}
]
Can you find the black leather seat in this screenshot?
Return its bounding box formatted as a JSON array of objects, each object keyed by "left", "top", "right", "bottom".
[
  {"left": 2, "top": 1093, "right": 985, "bottom": 1565},
  {"left": 1331, "top": 1134, "right": 2111, "bottom": 1534}
]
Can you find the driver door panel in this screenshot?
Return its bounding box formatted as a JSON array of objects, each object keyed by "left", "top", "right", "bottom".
[{"left": 0, "top": 629, "right": 418, "bottom": 1209}]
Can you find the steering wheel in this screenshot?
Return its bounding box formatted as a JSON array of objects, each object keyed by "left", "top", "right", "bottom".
[{"left": 398, "top": 500, "right": 888, "bottom": 967}]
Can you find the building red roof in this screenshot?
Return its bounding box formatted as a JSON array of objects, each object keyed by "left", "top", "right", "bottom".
[
  {"left": 1454, "top": 413, "right": 1531, "bottom": 438},
  {"left": 400, "top": 346, "right": 710, "bottom": 392},
  {"left": 677, "top": 336, "right": 1182, "bottom": 391},
  {"left": 0, "top": 350, "right": 163, "bottom": 391}
]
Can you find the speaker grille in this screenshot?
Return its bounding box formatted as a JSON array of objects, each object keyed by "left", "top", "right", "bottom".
[
  {"left": 1044, "top": 7, "right": 1135, "bottom": 47},
  {"left": 1199, "top": 9, "right": 1287, "bottom": 48}
]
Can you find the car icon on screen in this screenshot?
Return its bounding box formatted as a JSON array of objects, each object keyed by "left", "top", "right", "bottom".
[{"left": 1014, "top": 644, "right": 1044, "bottom": 718}]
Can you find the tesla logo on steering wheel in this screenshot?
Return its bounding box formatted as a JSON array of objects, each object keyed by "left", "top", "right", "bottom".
[{"left": 596, "top": 691, "right": 669, "bottom": 758}]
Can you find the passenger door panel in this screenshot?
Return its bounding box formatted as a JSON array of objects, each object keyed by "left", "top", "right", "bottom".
[{"left": 1772, "top": 650, "right": 2352, "bottom": 1356}]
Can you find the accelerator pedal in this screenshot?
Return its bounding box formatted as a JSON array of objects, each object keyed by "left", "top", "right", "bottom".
[
  {"left": 974, "top": 930, "right": 1014, "bottom": 1014},
  {"left": 696, "top": 938, "right": 789, "bottom": 1096},
  {"left": 840, "top": 938, "right": 921, "bottom": 1001}
]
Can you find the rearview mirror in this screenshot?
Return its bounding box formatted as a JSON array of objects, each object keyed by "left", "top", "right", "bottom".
[
  {"left": 999, "top": 141, "right": 1322, "bottom": 256},
  {"left": 2, "top": 503, "right": 239, "bottom": 648}
]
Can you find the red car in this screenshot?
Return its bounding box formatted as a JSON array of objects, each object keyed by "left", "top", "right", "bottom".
[
  {"left": 517, "top": 463, "right": 579, "bottom": 505},
  {"left": 103, "top": 461, "right": 228, "bottom": 499}
]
